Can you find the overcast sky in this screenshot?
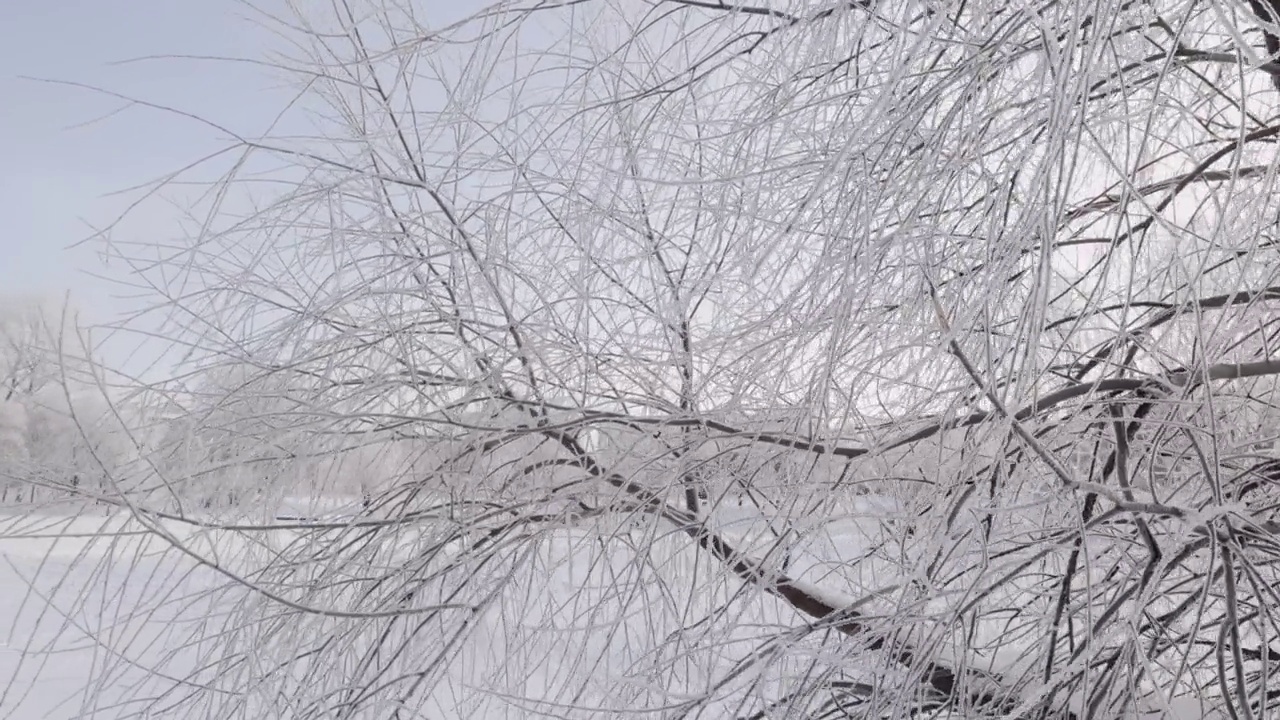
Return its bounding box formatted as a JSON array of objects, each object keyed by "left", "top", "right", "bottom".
[
  {"left": 0, "top": 3, "right": 339, "bottom": 379},
  {"left": 0, "top": 2, "right": 332, "bottom": 380},
  {"left": 1, "top": 1, "right": 499, "bottom": 376},
  {"left": 4, "top": 3, "right": 277, "bottom": 285}
]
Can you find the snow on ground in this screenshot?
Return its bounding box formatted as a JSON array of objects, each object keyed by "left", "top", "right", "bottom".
[
  {"left": 0, "top": 500, "right": 1231, "bottom": 718},
  {"left": 0, "top": 511, "right": 240, "bottom": 719},
  {"left": 0, "top": 500, "right": 894, "bottom": 718}
]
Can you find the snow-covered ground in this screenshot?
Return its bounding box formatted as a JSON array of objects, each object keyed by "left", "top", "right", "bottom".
[
  {"left": 0, "top": 500, "right": 900, "bottom": 718},
  {"left": 0, "top": 502, "right": 1227, "bottom": 719},
  {"left": 0, "top": 511, "right": 235, "bottom": 719}
]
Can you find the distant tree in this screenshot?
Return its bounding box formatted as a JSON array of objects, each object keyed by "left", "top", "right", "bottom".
[
  {"left": 0, "top": 298, "right": 61, "bottom": 402},
  {"left": 63, "top": 0, "right": 1280, "bottom": 717},
  {"left": 0, "top": 296, "right": 125, "bottom": 505}
]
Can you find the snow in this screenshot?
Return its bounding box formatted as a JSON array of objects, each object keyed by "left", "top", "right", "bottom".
[
  {"left": 0, "top": 512, "right": 239, "bottom": 720},
  {"left": 0, "top": 502, "right": 1243, "bottom": 718},
  {"left": 0, "top": 504, "right": 892, "bottom": 718}
]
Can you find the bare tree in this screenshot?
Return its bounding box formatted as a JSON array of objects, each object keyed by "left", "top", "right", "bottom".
[
  {"left": 0, "top": 297, "right": 122, "bottom": 506},
  {"left": 0, "top": 298, "right": 62, "bottom": 403},
  {"left": 32, "top": 0, "right": 1280, "bottom": 717}
]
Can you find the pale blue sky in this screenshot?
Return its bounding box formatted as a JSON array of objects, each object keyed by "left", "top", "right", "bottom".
[
  {"left": 1, "top": 1, "right": 505, "bottom": 375},
  {"left": 1, "top": 2, "right": 288, "bottom": 294},
  {"left": 1, "top": 1, "right": 305, "bottom": 380}
]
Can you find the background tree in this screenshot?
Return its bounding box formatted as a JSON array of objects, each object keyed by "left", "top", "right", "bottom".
[
  {"left": 48, "top": 0, "right": 1280, "bottom": 717},
  {"left": 0, "top": 296, "right": 125, "bottom": 505}
]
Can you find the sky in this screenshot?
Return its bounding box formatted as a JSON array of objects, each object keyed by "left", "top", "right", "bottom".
[
  {"left": 0, "top": 2, "right": 304, "bottom": 373},
  {"left": 1, "top": 2, "right": 498, "bottom": 378}
]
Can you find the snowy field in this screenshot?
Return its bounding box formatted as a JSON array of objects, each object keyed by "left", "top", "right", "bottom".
[
  {"left": 0, "top": 500, "right": 891, "bottom": 719},
  {"left": 0, "top": 502, "right": 1225, "bottom": 719},
  {"left": 0, "top": 511, "right": 239, "bottom": 719}
]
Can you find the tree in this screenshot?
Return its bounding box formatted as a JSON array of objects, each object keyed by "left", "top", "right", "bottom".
[
  {"left": 0, "top": 296, "right": 124, "bottom": 505},
  {"left": 54, "top": 0, "right": 1280, "bottom": 717},
  {"left": 0, "top": 297, "right": 61, "bottom": 403}
]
